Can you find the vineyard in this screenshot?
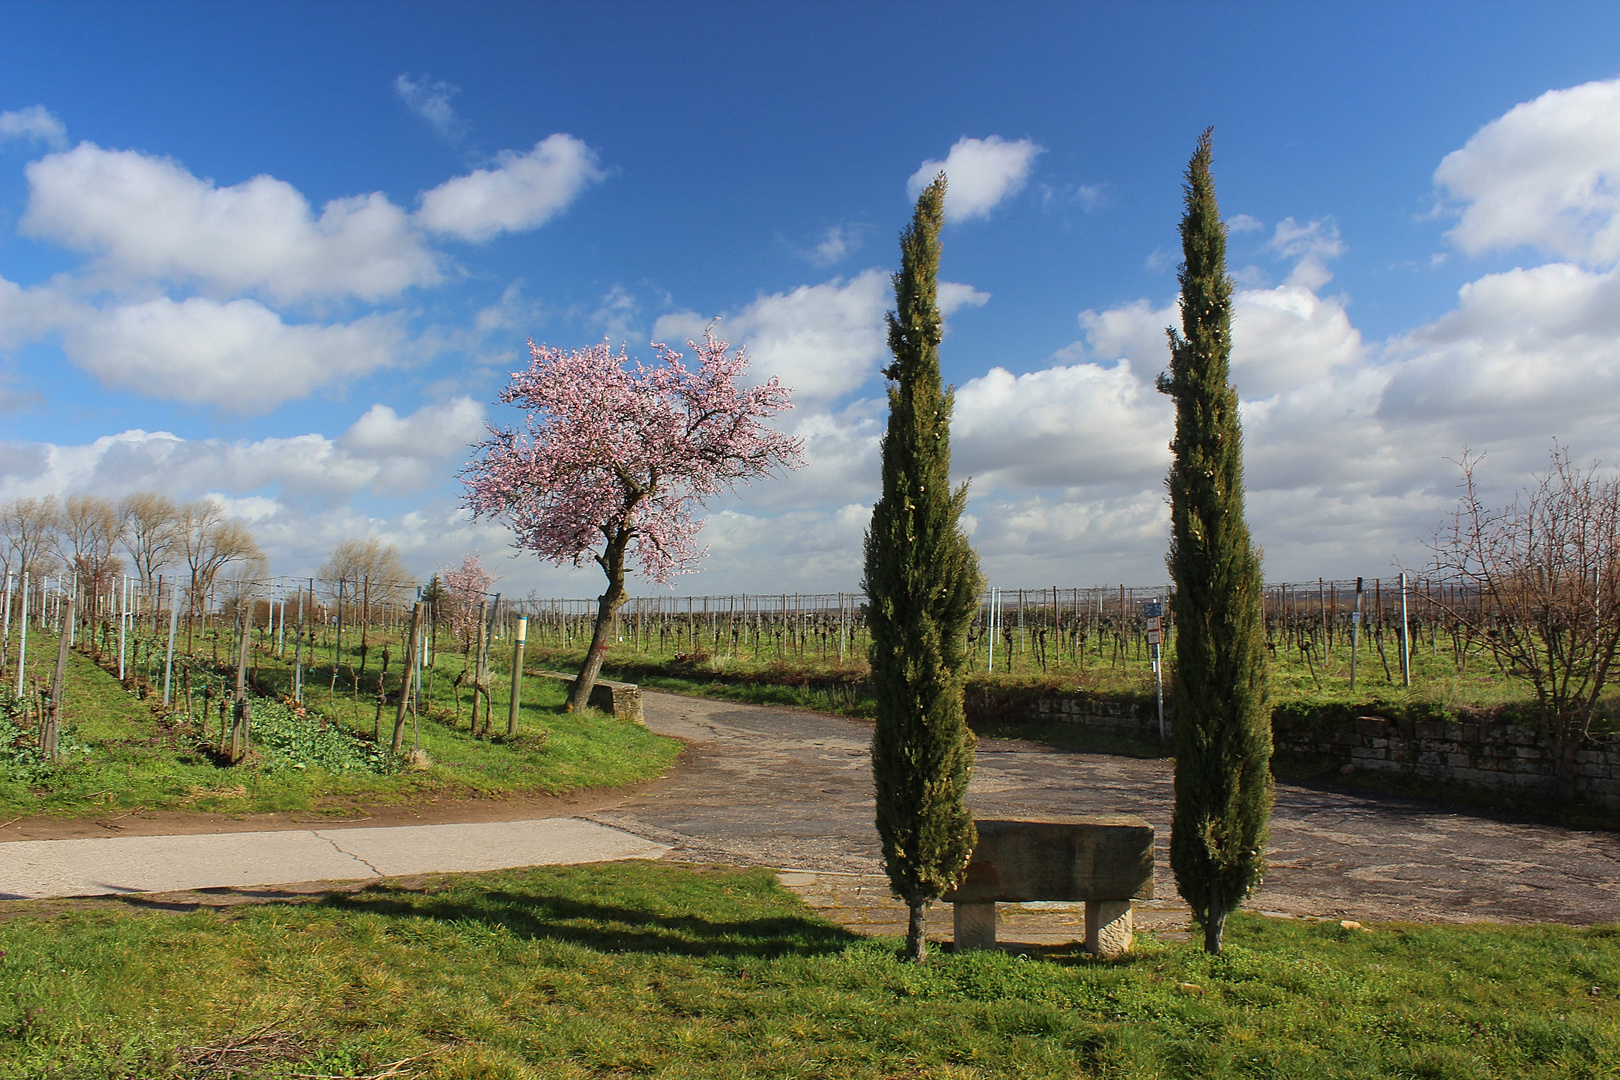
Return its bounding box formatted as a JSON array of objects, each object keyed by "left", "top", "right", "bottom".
[
  {"left": 0, "top": 570, "right": 678, "bottom": 817},
  {"left": 508, "top": 577, "right": 1550, "bottom": 713}
]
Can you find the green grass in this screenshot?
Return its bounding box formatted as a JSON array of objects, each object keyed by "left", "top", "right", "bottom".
[
  {"left": 0, "top": 860, "right": 1615, "bottom": 1078},
  {"left": 0, "top": 627, "right": 680, "bottom": 819}
]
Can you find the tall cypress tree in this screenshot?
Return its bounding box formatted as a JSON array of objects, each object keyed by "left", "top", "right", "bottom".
[
  {"left": 1157, "top": 130, "right": 1273, "bottom": 955},
  {"left": 865, "top": 174, "right": 983, "bottom": 963}
]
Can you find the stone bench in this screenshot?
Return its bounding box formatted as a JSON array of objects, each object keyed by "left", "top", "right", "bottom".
[
  {"left": 943, "top": 815, "right": 1155, "bottom": 957},
  {"left": 535, "top": 671, "right": 645, "bottom": 725}
]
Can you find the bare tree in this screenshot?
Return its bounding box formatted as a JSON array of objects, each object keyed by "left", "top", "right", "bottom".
[
  {"left": 0, "top": 496, "right": 61, "bottom": 582},
  {"left": 1428, "top": 446, "right": 1620, "bottom": 803},
  {"left": 176, "top": 500, "right": 264, "bottom": 649},
  {"left": 120, "top": 492, "right": 181, "bottom": 600},
  {"left": 56, "top": 494, "right": 124, "bottom": 612},
  {"left": 320, "top": 537, "right": 412, "bottom": 678}
]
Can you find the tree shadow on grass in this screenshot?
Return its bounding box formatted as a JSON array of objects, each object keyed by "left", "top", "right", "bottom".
[{"left": 317, "top": 881, "right": 864, "bottom": 960}]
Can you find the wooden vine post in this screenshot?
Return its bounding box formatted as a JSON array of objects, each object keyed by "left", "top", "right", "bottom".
[
  {"left": 230, "top": 606, "right": 252, "bottom": 764},
  {"left": 43, "top": 595, "right": 74, "bottom": 763},
  {"left": 390, "top": 600, "right": 424, "bottom": 755}
]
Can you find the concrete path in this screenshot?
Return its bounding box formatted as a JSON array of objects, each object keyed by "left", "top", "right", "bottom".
[{"left": 0, "top": 818, "right": 669, "bottom": 900}]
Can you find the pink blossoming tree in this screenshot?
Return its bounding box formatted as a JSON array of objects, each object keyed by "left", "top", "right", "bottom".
[
  {"left": 439, "top": 551, "right": 497, "bottom": 650},
  {"left": 462, "top": 328, "right": 805, "bottom": 711}
]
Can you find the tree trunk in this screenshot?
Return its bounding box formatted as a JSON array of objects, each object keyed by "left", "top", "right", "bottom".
[
  {"left": 904, "top": 895, "right": 930, "bottom": 963},
  {"left": 568, "top": 531, "right": 630, "bottom": 713},
  {"left": 568, "top": 591, "right": 623, "bottom": 712},
  {"left": 1204, "top": 883, "right": 1227, "bottom": 955}
]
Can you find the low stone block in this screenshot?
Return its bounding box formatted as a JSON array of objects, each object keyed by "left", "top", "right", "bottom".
[
  {"left": 1356, "top": 717, "right": 1390, "bottom": 737},
  {"left": 946, "top": 817, "right": 1155, "bottom": 905},
  {"left": 1086, "top": 899, "right": 1134, "bottom": 958},
  {"left": 954, "top": 901, "right": 997, "bottom": 951}
]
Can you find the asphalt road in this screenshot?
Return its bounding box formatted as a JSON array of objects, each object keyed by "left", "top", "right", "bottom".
[{"left": 588, "top": 690, "right": 1620, "bottom": 925}]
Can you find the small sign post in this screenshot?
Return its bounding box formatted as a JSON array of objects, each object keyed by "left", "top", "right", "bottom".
[{"left": 1143, "top": 599, "right": 1165, "bottom": 740}]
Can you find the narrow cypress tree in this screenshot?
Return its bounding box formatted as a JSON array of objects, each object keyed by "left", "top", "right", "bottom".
[
  {"left": 1157, "top": 130, "right": 1273, "bottom": 955},
  {"left": 865, "top": 174, "right": 983, "bottom": 963}
]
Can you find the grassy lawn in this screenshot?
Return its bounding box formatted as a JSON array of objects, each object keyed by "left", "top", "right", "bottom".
[
  {"left": 0, "top": 860, "right": 1614, "bottom": 1079},
  {"left": 0, "top": 627, "right": 680, "bottom": 819}
]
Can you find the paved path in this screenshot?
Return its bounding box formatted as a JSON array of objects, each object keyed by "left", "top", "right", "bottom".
[
  {"left": 0, "top": 818, "right": 668, "bottom": 900},
  {"left": 2, "top": 689, "right": 1616, "bottom": 931},
  {"left": 592, "top": 691, "right": 1620, "bottom": 927}
]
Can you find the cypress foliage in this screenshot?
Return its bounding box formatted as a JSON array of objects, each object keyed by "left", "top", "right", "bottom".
[
  {"left": 1157, "top": 130, "right": 1273, "bottom": 956},
  {"left": 864, "top": 174, "right": 984, "bottom": 963}
]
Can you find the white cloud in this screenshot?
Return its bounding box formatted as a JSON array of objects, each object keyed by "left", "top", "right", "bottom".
[
  {"left": 61, "top": 297, "right": 406, "bottom": 412},
  {"left": 339, "top": 396, "right": 486, "bottom": 493},
  {"left": 808, "top": 224, "right": 861, "bottom": 266},
  {"left": 954, "top": 360, "right": 1170, "bottom": 494},
  {"left": 1269, "top": 217, "right": 1345, "bottom": 289},
  {"left": 0, "top": 105, "right": 67, "bottom": 149},
  {"left": 938, "top": 281, "right": 991, "bottom": 315},
  {"left": 394, "top": 74, "right": 463, "bottom": 141},
  {"left": 1227, "top": 213, "right": 1265, "bottom": 233},
  {"left": 908, "top": 136, "right": 1043, "bottom": 221},
  {"left": 0, "top": 274, "right": 82, "bottom": 348},
  {"left": 22, "top": 143, "right": 442, "bottom": 303},
  {"left": 654, "top": 270, "right": 890, "bottom": 404},
  {"left": 1435, "top": 76, "right": 1620, "bottom": 265},
  {"left": 654, "top": 272, "right": 990, "bottom": 406},
  {"left": 1380, "top": 261, "right": 1620, "bottom": 438},
  {"left": 0, "top": 398, "right": 484, "bottom": 513},
  {"left": 416, "top": 134, "right": 605, "bottom": 242}
]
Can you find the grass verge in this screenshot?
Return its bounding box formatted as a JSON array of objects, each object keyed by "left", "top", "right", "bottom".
[
  {"left": 1, "top": 860, "right": 1616, "bottom": 1078},
  {"left": 0, "top": 630, "right": 680, "bottom": 819}
]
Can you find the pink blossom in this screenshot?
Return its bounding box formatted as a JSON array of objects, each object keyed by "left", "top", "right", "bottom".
[
  {"left": 461, "top": 329, "right": 804, "bottom": 585},
  {"left": 439, "top": 551, "right": 497, "bottom": 647}
]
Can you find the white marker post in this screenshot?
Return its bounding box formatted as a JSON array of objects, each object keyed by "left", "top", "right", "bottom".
[
  {"left": 162, "top": 584, "right": 180, "bottom": 706},
  {"left": 1349, "top": 577, "right": 1363, "bottom": 693},
  {"left": 1398, "top": 571, "right": 1411, "bottom": 688},
  {"left": 15, "top": 572, "right": 27, "bottom": 697}
]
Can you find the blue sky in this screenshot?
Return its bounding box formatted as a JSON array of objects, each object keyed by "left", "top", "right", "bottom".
[{"left": 3, "top": 2, "right": 1620, "bottom": 597}]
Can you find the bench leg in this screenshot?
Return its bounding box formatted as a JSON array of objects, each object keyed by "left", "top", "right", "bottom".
[
  {"left": 1085, "top": 899, "right": 1133, "bottom": 957},
  {"left": 953, "top": 901, "right": 997, "bottom": 951}
]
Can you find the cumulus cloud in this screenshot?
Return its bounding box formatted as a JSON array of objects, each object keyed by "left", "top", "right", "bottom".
[
  {"left": 22, "top": 143, "right": 442, "bottom": 303},
  {"left": 654, "top": 270, "right": 890, "bottom": 403},
  {"left": 1269, "top": 217, "right": 1345, "bottom": 289},
  {"left": 1435, "top": 76, "right": 1620, "bottom": 265},
  {"left": 0, "top": 105, "right": 67, "bottom": 149},
  {"left": 908, "top": 136, "right": 1043, "bottom": 221},
  {"left": 0, "top": 397, "right": 484, "bottom": 511},
  {"left": 416, "top": 134, "right": 606, "bottom": 242},
  {"left": 60, "top": 297, "right": 406, "bottom": 412},
  {"left": 954, "top": 361, "right": 1170, "bottom": 494},
  {"left": 394, "top": 74, "right": 463, "bottom": 141}
]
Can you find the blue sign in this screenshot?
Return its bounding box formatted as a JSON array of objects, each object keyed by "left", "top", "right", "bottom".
[{"left": 1142, "top": 600, "right": 1163, "bottom": 618}]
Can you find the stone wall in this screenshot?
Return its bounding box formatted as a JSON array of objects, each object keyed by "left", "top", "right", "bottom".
[{"left": 1030, "top": 694, "right": 1620, "bottom": 809}]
